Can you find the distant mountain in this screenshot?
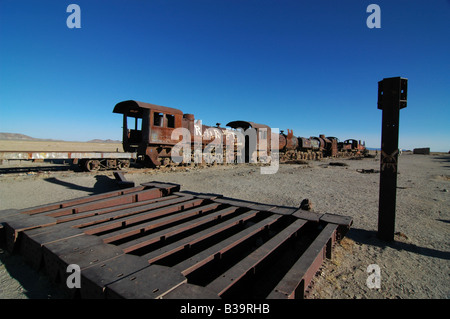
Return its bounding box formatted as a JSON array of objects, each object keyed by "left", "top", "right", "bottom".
[
  {"left": 0, "top": 132, "right": 120, "bottom": 143},
  {"left": 87, "top": 139, "right": 122, "bottom": 144},
  {"left": 0, "top": 132, "right": 41, "bottom": 140}
]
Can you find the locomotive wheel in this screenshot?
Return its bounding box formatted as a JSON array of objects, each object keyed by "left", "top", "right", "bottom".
[
  {"left": 118, "top": 159, "right": 130, "bottom": 169},
  {"left": 162, "top": 158, "right": 171, "bottom": 167},
  {"left": 85, "top": 159, "right": 100, "bottom": 172},
  {"left": 106, "top": 159, "right": 117, "bottom": 169}
]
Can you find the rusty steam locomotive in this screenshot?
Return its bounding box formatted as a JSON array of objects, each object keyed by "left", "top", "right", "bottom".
[{"left": 112, "top": 100, "right": 367, "bottom": 169}]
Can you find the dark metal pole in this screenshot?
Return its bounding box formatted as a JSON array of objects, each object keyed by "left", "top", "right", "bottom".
[{"left": 377, "top": 77, "right": 408, "bottom": 241}]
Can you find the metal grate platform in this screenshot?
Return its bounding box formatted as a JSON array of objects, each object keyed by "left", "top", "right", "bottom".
[{"left": 0, "top": 181, "right": 352, "bottom": 299}]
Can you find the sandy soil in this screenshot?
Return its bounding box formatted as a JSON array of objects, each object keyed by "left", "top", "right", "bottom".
[{"left": 0, "top": 143, "right": 449, "bottom": 299}]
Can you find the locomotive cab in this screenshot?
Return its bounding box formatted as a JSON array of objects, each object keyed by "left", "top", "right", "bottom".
[
  {"left": 342, "top": 139, "right": 367, "bottom": 155},
  {"left": 113, "top": 100, "right": 184, "bottom": 166},
  {"left": 113, "top": 100, "right": 149, "bottom": 154}
]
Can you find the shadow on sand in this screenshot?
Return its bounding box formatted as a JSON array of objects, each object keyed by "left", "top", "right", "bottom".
[
  {"left": 43, "top": 175, "right": 120, "bottom": 195},
  {"left": 346, "top": 228, "right": 450, "bottom": 261}
]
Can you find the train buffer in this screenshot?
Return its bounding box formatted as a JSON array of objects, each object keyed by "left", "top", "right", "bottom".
[{"left": 0, "top": 181, "right": 352, "bottom": 299}]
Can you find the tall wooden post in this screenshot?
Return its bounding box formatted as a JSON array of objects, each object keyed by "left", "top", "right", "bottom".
[{"left": 377, "top": 77, "right": 408, "bottom": 241}]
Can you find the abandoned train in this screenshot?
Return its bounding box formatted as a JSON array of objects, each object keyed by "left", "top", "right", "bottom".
[{"left": 108, "top": 100, "right": 367, "bottom": 169}]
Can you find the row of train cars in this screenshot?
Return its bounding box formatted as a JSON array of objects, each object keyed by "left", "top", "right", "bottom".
[
  {"left": 0, "top": 100, "right": 368, "bottom": 171},
  {"left": 110, "top": 100, "right": 368, "bottom": 170}
]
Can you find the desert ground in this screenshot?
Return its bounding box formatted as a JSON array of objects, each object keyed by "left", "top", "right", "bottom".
[{"left": 0, "top": 140, "right": 449, "bottom": 299}]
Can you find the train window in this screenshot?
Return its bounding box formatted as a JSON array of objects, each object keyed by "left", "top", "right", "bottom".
[
  {"left": 259, "top": 129, "right": 267, "bottom": 140},
  {"left": 127, "top": 117, "right": 142, "bottom": 130},
  {"left": 153, "top": 112, "right": 163, "bottom": 127},
  {"left": 166, "top": 114, "right": 175, "bottom": 128}
]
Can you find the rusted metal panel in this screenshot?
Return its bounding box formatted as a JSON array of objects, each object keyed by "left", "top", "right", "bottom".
[
  {"left": 2, "top": 213, "right": 57, "bottom": 253},
  {"left": 142, "top": 209, "right": 260, "bottom": 265},
  {"left": 113, "top": 100, "right": 183, "bottom": 116},
  {"left": 20, "top": 224, "right": 84, "bottom": 270},
  {"left": 118, "top": 205, "right": 239, "bottom": 253},
  {"left": 0, "top": 181, "right": 352, "bottom": 299},
  {"left": 55, "top": 195, "right": 180, "bottom": 224},
  {"left": 100, "top": 202, "right": 222, "bottom": 245},
  {"left": 16, "top": 186, "right": 147, "bottom": 216},
  {"left": 41, "top": 234, "right": 123, "bottom": 285},
  {"left": 298, "top": 137, "right": 312, "bottom": 149},
  {"left": 162, "top": 282, "right": 221, "bottom": 299},
  {"left": 80, "top": 197, "right": 202, "bottom": 235},
  {"left": 293, "top": 209, "right": 322, "bottom": 222},
  {"left": 105, "top": 264, "right": 187, "bottom": 299},
  {"left": 267, "top": 223, "right": 338, "bottom": 299},
  {"left": 80, "top": 254, "right": 150, "bottom": 299},
  {"left": 206, "top": 218, "right": 308, "bottom": 297},
  {"left": 174, "top": 215, "right": 281, "bottom": 277},
  {"left": 46, "top": 188, "right": 164, "bottom": 218}
]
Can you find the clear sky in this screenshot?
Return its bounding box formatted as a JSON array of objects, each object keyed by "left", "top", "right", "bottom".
[{"left": 0, "top": 0, "right": 449, "bottom": 151}]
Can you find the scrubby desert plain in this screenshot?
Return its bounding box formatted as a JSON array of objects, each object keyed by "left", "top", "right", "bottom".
[{"left": 0, "top": 139, "right": 449, "bottom": 299}]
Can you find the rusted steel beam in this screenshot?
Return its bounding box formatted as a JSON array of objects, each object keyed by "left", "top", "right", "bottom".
[
  {"left": 174, "top": 215, "right": 281, "bottom": 277},
  {"left": 206, "top": 218, "right": 308, "bottom": 296},
  {"left": 45, "top": 188, "right": 165, "bottom": 218},
  {"left": 143, "top": 209, "right": 260, "bottom": 265},
  {"left": 80, "top": 254, "right": 150, "bottom": 299},
  {"left": 100, "top": 202, "right": 222, "bottom": 244},
  {"left": 14, "top": 186, "right": 146, "bottom": 216},
  {"left": 105, "top": 264, "right": 187, "bottom": 299},
  {"left": 80, "top": 197, "right": 204, "bottom": 235},
  {"left": 13, "top": 181, "right": 178, "bottom": 217},
  {"left": 117, "top": 205, "right": 239, "bottom": 253},
  {"left": 2, "top": 212, "right": 57, "bottom": 253},
  {"left": 55, "top": 195, "right": 180, "bottom": 224},
  {"left": 162, "top": 282, "right": 221, "bottom": 299},
  {"left": 267, "top": 223, "right": 338, "bottom": 299},
  {"left": 41, "top": 234, "right": 123, "bottom": 285},
  {"left": 20, "top": 225, "right": 85, "bottom": 270},
  {"left": 0, "top": 183, "right": 181, "bottom": 252},
  {"left": 293, "top": 209, "right": 322, "bottom": 222},
  {"left": 58, "top": 194, "right": 196, "bottom": 230}
]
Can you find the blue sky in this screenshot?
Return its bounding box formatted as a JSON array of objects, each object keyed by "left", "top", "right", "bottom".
[{"left": 0, "top": 0, "right": 449, "bottom": 151}]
